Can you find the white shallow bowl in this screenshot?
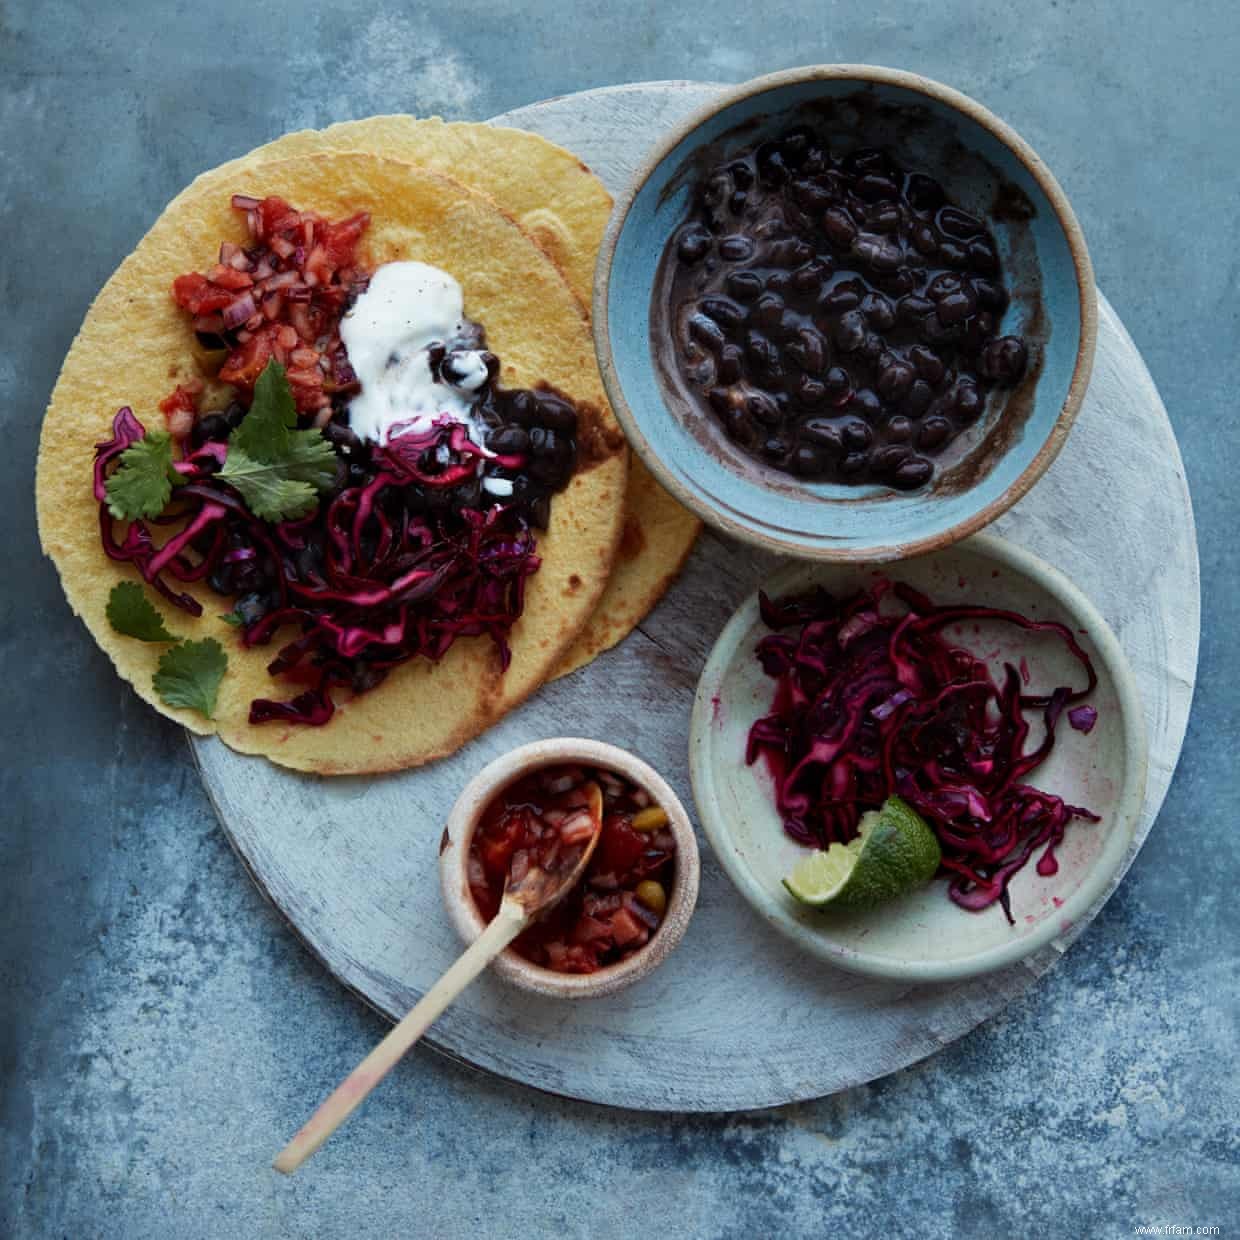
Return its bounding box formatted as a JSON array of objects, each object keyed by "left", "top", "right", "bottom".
[{"left": 689, "top": 532, "right": 1147, "bottom": 982}]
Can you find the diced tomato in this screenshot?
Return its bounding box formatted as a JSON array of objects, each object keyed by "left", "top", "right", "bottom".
[
  {"left": 597, "top": 813, "right": 647, "bottom": 877},
  {"left": 158, "top": 381, "right": 201, "bottom": 418},
  {"left": 259, "top": 196, "right": 300, "bottom": 239},
  {"left": 218, "top": 323, "right": 283, "bottom": 389},
  {"left": 608, "top": 908, "right": 647, "bottom": 948},
  {"left": 320, "top": 212, "right": 369, "bottom": 269},
  {"left": 172, "top": 272, "right": 234, "bottom": 315},
  {"left": 206, "top": 264, "right": 254, "bottom": 291}
]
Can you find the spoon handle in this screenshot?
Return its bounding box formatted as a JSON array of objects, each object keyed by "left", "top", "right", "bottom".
[{"left": 273, "top": 899, "right": 528, "bottom": 1174}]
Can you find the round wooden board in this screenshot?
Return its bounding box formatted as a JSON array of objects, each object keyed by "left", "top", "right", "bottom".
[{"left": 190, "top": 82, "right": 1200, "bottom": 1111}]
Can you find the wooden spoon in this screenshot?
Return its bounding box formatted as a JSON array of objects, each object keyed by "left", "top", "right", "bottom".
[{"left": 272, "top": 781, "right": 605, "bottom": 1174}]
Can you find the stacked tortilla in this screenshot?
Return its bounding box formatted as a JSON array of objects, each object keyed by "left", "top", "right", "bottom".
[{"left": 37, "top": 118, "right": 699, "bottom": 772}]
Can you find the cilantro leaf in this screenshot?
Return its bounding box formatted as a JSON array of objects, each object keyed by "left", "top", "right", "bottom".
[
  {"left": 106, "top": 582, "right": 177, "bottom": 642},
  {"left": 104, "top": 430, "right": 179, "bottom": 520},
  {"left": 219, "top": 611, "right": 244, "bottom": 628},
  {"left": 230, "top": 359, "right": 300, "bottom": 461},
  {"left": 152, "top": 638, "right": 227, "bottom": 718},
  {"left": 220, "top": 361, "right": 337, "bottom": 522},
  {"left": 219, "top": 445, "right": 331, "bottom": 521}
]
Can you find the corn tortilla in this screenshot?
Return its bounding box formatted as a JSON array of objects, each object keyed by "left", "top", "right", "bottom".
[
  {"left": 177, "top": 115, "right": 700, "bottom": 677},
  {"left": 37, "top": 152, "right": 627, "bottom": 773}
]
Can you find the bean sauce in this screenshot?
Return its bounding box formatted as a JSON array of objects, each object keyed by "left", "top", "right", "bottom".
[{"left": 656, "top": 125, "right": 1028, "bottom": 490}]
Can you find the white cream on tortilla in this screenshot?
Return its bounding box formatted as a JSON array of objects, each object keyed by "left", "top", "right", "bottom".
[{"left": 340, "top": 261, "right": 492, "bottom": 447}]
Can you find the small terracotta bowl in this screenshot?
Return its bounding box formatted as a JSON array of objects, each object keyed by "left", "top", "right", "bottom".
[{"left": 438, "top": 738, "right": 700, "bottom": 999}]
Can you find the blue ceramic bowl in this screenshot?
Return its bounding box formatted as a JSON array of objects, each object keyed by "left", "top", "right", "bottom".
[{"left": 594, "top": 66, "right": 1097, "bottom": 562}]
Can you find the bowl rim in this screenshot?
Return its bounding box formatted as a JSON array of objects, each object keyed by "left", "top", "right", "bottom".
[
  {"left": 438, "top": 737, "right": 700, "bottom": 999},
  {"left": 687, "top": 530, "right": 1148, "bottom": 982},
  {"left": 593, "top": 63, "right": 1099, "bottom": 563}
]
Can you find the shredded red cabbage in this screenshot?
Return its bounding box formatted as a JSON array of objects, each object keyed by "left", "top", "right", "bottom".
[
  {"left": 746, "top": 581, "right": 1101, "bottom": 922},
  {"left": 95, "top": 409, "right": 540, "bottom": 726}
]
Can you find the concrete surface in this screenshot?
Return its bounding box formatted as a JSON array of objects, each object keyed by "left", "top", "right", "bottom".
[{"left": 2, "top": 1, "right": 1237, "bottom": 1236}]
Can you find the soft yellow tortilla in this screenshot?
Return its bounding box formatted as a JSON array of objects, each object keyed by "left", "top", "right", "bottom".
[
  {"left": 37, "top": 152, "right": 627, "bottom": 773},
  {"left": 178, "top": 115, "right": 701, "bottom": 677}
]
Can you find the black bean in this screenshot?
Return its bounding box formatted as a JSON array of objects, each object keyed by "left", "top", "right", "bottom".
[
  {"left": 954, "top": 381, "right": 984, "bottom": 423},
  {"left": 767, "top": 238, "right": 814, "bottom": 267},
  {"left": 937, "top": 288, "right": 977, "bottom": 325},
  {"left": 506, "top": 389, "right": 538, "bottom": 425},
  {"left": 536, "top": 392, "right": 577, "bottom": 431},
  {"left": 851, "top": 388, "right": 882, "bottom": 419},
  {"left": 905, "top": 173, "right": 945, "bottom": 211},
  {"left": 859, "top": 332, "right": 886, "bottom": 362},
  {"left": 936, "top": 206, "right": 985, "bottom": 240},
  {"left": 877, "top": 359, "right": 915, "bottom": 402},
  {"left": 792, "top": 180, "right": 835, "bottom": 212},
  {"left": 843, "top": 419, "right": 872, "bottom": 450},
  {"left": 745, "top": 331, "right": 782, "bottom": 374},
  {"left": 794, "top": 375, "right": 828, "bottom": 407},
  {"left": 834, "top": 309, "right": 866, "bottom": 353},
  {"left": 765, "top": 270, "right": 792, "bottom": 294},
  {"left": 920, "top": 315, "right": 963, "bottom": 345},
  {"left": 893, "top": 457, "right": 934, "bottom": 489},
  {"left": 787, "top": 326, "right": 828, "bottom": 374},
  {"left": 487, "top": 425, "right": 529, "bottom": 455},
  {"left": 866, "top": 201, "right": 903, "bottom": 233},
  {"left": 963, "top": 310, "right": 996, "bottom": 352},
  {"left": 192, "top": 412, "right": 231, "bottom": 446},
  {"left": 677, "top": 226, "right": 712, "bottom": 264},
  {"left": 856, "top": 173, "right": 898, "bottom": 201},
  {"left": 707, "top": 386, "right": 740, "bottom": 417},
  {"left": 973, "top": 278, "right": 1010, "bottom": 314},
  {"left": 898, "top": 295, "right": 935, "bottom": 323},
  {"left": 751, "top": 292, "right": 785, "bottom": 329},
  {"left": 820, "top": 285, "right": 861, "bottom": 316},
  {"left": 746, "top": 391, "right": 783, "bottom": 426},
  {"left": 980, "top": 336, "right": 1028, "bottom": 385},
  {"left": 719, "top": 235, "right": 756, "bottom": 262},
  {"left": 839, "top": 451, "right": 868, "bottom": 475},
  {"left": 938, "top": 240, "right": 968, "bottom": 267},
  {"left": 790, "top": 443, "right": 828, "bottom": 476},
  {"left": 723, "top": 271, "right": 762, "bottom": 303},
  {"left": 822, "top": 207, "right": 858, "bottom": 249},
  {"left": 853, "top": 233, "right": 903, "bottom": 272},
  {"left": 727, "top": 160, "right": 754, "bottom": 189},
  {"left": 762, "top": 434, "right": 792, "bottom": 462},
  {"left": 967, "top": 237, "right": 999, "bottom": 275},
  {"left": 878, "top": 268, "right": 917, "bottom": 298},
  {"left": 886, "top": 415, "right": 914, "bottom": 443},
  {"left": 718, "top": 344, "right": 744, "bottom": 384},
  {"left": 687, "top": 357, "right": 714, "bottom": 387},
  {"left": 927, "top": 272, "right": 964, "bottom": 301},
  {"left": 700, "top": 295, "right": 746, "bottom": 331},
  {"left": 528, "top": 494, "right": 552, "bottom": 529},
  {"left": 688, "top": 313, "right": 726, "bottom": 353},
  {"left": 917, "top": 416, "right": 953, "bottom": 451},
  {"left": 800, "top": 417, "right": 844, "bottom": 450},
  {"left": 791, "top": 259, "right": 832, "bottom": 294},
  {"left": 859, "top": 290, "right": 896, "bottom": 330},
  {"left": 904, "top": 380, "right": 935, "bottom": 418},
  {"left": 824, "top": 367, "right": 852, "bottom": 401},
  {"left": 911, "top": 222, "right": 939, "bottom": 256},
  {"left": 729, "top": 190, "right": 748, "bottom": 214},
  {"left": 772, "top": 308, "right": 801, "bottom": 341},
  {"left": 909, "top": 346, "right": 945, "bottom": 385},
  {"left": 872, "top": 444, "right": 911, "bottom": 474}
]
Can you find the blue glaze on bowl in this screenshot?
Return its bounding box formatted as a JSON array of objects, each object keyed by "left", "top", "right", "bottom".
[{"left": 597, "top": 67, "right": 1096, "bottom": 560}]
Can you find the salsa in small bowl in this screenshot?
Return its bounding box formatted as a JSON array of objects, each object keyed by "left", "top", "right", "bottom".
[{"left": 440, "top": 739, "right": 699, "bottom": 998}]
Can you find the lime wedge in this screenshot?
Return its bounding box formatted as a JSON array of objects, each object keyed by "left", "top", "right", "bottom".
[{"left": 782, "top": 796, "right": 941, "bottom": 910}]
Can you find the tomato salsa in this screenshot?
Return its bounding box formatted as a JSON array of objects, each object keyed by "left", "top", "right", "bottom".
[{"left": 468, "top": 764, "right": 677, "bottom": 974}]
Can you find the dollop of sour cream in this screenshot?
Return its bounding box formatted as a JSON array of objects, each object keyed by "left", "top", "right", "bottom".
[{"left": 339, "top": 261, "right": 492, "bottom": 446}]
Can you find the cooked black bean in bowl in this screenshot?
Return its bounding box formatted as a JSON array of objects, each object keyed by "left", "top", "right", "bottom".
[{"left": 655, "top": 124, "right": 1029, "bottom": 491}]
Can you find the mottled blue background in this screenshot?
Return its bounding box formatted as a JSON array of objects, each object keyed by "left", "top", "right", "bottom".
[{"left": 2, "top": 2, "right": 1237, "bottom": 1236}]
